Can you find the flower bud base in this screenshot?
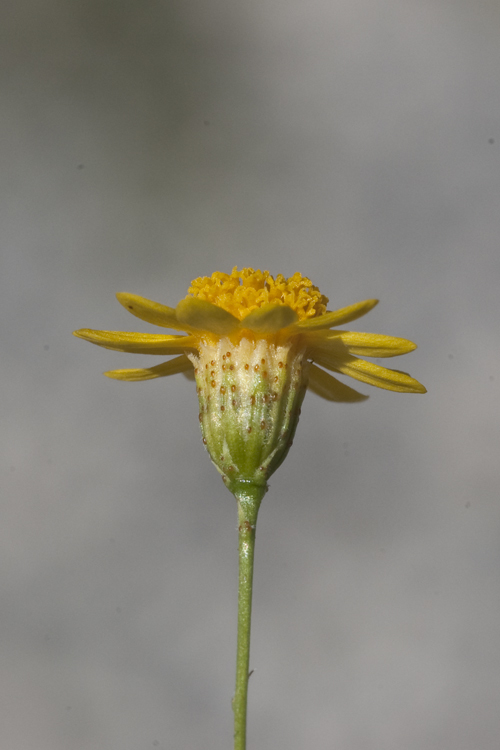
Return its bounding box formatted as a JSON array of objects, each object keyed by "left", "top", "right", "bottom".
[{"left": 189, "top": 337, "right": 309, "bottom": 495}]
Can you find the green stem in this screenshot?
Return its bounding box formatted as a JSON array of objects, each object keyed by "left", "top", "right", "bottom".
[{"left": 233, "top": 482, "right": 266, "bottom": 750}]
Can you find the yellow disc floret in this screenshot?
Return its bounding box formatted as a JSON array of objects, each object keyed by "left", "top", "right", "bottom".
[{"left": 187, "top": 267, "right": 329, "bottom": 321}]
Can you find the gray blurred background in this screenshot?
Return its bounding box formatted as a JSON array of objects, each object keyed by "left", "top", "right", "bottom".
[{"left": 2, "top": 1, "right": 500, "bottom": 748}]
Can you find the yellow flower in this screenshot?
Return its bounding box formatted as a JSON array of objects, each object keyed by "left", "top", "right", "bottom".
[{"left": 74, "top": 268, "right": 425, "bottom": 494}]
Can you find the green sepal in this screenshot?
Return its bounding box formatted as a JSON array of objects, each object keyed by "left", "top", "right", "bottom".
[{"left": 191, "top": 338, "right": 308, "bottom": 493}]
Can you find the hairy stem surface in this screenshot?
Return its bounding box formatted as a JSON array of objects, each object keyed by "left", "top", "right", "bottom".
[{"left": 233, "top": 483, "right": 265, "bottom": 750}]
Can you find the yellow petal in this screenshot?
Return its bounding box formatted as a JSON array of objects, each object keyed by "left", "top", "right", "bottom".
[
  {"left": 116, "top": 293, "right": 187, "bottom": 330},
  {"left": 105, "top": 354, "right": 193, "bottom": 381},
  {"left": 73, "top": 329, "right": 197, "bottom": 354},
  {"left": 296, "top": 299, "right": 379, "bottom": 330},
  {"left": 312, "top": 351, "right": 427, "bottom": 393},
  {"left": 318, "top": 331, "right": 417, "bottom": 358},
  {"left": 307, "top": 364, "right": 368, "bottom": 402},
  {"left": 175, "top": 297, "right": 240, "bottom": 335},
  {"left": 241, "top": 303, "right": 298, "bottom": 333}
]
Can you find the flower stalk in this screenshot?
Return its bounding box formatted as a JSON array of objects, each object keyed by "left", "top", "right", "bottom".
[{"left": 233, "top": 482, "right": 266, "bottom": 750}]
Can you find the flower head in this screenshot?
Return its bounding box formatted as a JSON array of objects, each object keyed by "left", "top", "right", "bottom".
[{"left": 74, "top": 267, "right": 425, "bottom": 495}]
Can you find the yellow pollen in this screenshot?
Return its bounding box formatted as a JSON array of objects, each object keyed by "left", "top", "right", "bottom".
[{"left": 186, "top": 267, "right": 328, "bottom": 320}]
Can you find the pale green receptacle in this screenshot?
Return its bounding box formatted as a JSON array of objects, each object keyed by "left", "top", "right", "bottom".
[{"left": 189, "top": 337, "right": 309, "bottom": 495}]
